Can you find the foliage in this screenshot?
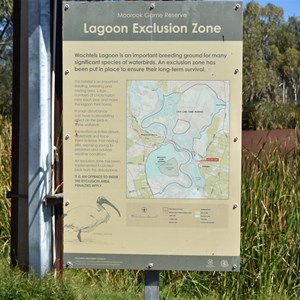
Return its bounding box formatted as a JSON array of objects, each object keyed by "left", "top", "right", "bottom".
[
  {"left": 0, "top": 0, "right": 13, "bottom": 117},
  {"left": 243, "top": 101, "right": 300, "bottom": 130},
  {"left": 243, "top": 1, "right": 300, "bottom": 106},
  {"left": 0, "top": 58, "right": 12, "bottom": 116},
  {"left": 0, "top": 257, "right": 143, "bottom": 299},
  {"left": 0, "top": 116, "right": 11, "bottom": 259},
  {"left": 240, "top": 139, "right": 300, "bottom": 299},
  {"left": 0, "top": 1, "right": 299, "bottom": 299},
  {"left": 0, "top": 0, "right": 13, "bottom": 55},
  {"left": 1, "top": 120, "right": 299, "bottom": 299},
  {"left": 0, "top": 259, "right": 78, "bottom": 300},
  {"left": 0, "top": 0, "right": 13, "bottom": 59},
  {"left": 160, "top": 140, "right": 300, "bottom": 299},
  {"left": 1, "top": 1, "right": 300, "bottom": 123}
]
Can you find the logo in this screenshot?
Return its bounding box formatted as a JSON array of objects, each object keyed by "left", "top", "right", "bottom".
[
  {"left": 220, "top": 260, "right": 229, "bottom": 268},
  {"left": 206, "top": 259, "right": 215, "bottom": 268}
]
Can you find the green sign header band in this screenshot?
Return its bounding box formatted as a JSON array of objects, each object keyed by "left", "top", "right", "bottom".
[{"left": 63, "top": 1, "right": 243, "bottom": 41}]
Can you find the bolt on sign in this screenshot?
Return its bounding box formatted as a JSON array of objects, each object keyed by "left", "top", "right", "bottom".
[{"left": 63, "top": 1, "right": 242, "bottom": 271}]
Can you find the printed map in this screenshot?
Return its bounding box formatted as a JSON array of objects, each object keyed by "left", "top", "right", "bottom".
[{"left": 127, "top": 81, "right": 230, "bottom": 199}]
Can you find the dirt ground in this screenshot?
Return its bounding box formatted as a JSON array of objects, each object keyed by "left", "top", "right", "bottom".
[{"left": 242, "top": 129, "right": 299, "bottom": 159}]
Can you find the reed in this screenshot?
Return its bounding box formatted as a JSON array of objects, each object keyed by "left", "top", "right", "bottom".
[
  {"left": 0, "top": 119, "right": 299, "bottom": 299},
  {"left": 0, "top": 116, "right": 11, "bottom": 259}
]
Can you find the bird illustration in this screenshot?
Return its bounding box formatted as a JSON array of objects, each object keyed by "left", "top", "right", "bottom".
[{"left": 64, "top": 197, "right": 121, "bottom": 242}]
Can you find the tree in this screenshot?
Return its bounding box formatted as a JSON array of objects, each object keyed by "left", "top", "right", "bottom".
[
  {"left": 282, "top": 48, "right": 300, "bottom": 104},
  {"left": 242, "top": 1, "right": 283, "bottom": 103},
  {"left": 243, "top": 1, "right": 267, "bottom": 103},
  {"left": 0, "top": 0, "right": 13, "bottom": 58},
  {"left": 287, "top": 16, "right": 300, "bottom": 50},
  {"left": 0, "top": 0, "right": 13, "bottom": 116},
  {"left": 243, "top": 1, "right": 300, "bottom": 105}
]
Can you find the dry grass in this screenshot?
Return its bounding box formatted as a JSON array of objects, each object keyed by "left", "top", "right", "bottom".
[{"left": 0, "top": 116, "right": 11, "bottom": 259}]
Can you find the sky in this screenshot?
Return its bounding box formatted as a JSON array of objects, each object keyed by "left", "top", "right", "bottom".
[{"left": 243, "top": 0, "right": 300, "bottom": 20}]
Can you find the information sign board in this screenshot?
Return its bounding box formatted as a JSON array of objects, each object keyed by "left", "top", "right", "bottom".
[{"left": 63, "top": 1, "right": 242, "bottom": 271}]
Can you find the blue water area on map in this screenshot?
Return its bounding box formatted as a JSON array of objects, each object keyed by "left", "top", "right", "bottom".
[
  {"left": 145, "top": 143, "right": 190, "bottom": 192},
  {"left": 142, "top": 92, "right": 181, "bottom": 131},
  {"left": 128, "top": 81, "right": 140, "bottom": 112},
  {"left": 129, "top": 81, "right": 159, "bottom": 119},
  {"left": 128, "top": 82, "right": 229, "bottom": 198},
  {"left": 139, "top": 85, "right": 226, "bottom": 151}
]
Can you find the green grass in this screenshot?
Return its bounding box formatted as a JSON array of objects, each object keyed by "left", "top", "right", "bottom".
[
  {"left": 0, "top": 117, "right": 299, "bottom": 299},
  {"left": 0, "top": 260, "right": 143, "bottom": 300}
]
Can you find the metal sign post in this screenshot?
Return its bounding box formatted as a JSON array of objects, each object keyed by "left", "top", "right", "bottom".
[
  {"left": 144, "top": 270, "right": 160, "bottom": 300},
  {"left": 11, "top": 0, "right": 53, "bottom": 276},
  {"left": 27, "top": 0, "right": 52, "bottom": 276}
]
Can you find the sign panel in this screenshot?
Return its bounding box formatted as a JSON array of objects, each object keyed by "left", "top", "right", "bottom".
[{"left": 63, "top": 1, "right": 242, "bottom": 271}]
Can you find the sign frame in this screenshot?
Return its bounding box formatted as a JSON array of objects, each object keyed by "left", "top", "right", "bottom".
[{"left": 62, "top": 1, "right": 242, "bottom": 272}]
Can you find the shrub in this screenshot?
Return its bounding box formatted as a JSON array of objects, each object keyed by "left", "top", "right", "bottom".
[{"left": 243, "top": 101, "right": 300, "bottom": 130}]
